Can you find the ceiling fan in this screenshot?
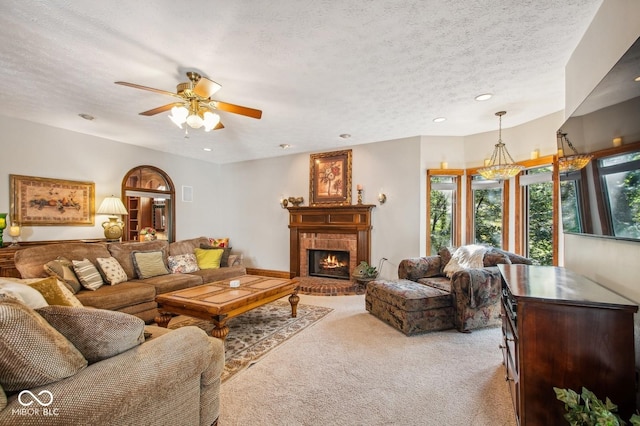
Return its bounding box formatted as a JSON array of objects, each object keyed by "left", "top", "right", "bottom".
[{"left": 115, "top": 71, "right": 262, "bottom": 132}]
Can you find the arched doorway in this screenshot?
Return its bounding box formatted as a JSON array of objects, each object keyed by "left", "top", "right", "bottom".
[{"left": 121, "top": 165, "right": 175, "bottom": 242}]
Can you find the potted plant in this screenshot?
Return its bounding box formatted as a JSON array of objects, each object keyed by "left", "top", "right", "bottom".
[
  {"left": 352, "top": 261, "right": 378, "bottom": 280},
  {"left": 554, "top": 386, "right": 640, "bottom": 426}
]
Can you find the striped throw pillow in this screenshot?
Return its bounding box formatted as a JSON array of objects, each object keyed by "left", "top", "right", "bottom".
[{"left": 72, "top": 259, "right": 104, "bottom": 291}]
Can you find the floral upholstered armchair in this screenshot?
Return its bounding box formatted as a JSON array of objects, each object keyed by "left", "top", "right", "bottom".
[{"left": 398, "top": 246, "right": 533, "bottom": 332}]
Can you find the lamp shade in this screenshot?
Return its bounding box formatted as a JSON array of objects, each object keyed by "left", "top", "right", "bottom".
[{"left": 97, "top": 197, "right": 128, "bottom": 216}]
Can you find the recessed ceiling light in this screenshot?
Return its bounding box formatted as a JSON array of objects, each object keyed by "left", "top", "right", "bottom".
[
  {"left": 433, "top": 117, "right": 446, "bottom": 123},
  {"left": 635, "top": 76, "right": 640, "bottom": 82},
  {"left": 475, "top": 94, "right": 493, "bottom": 101},
  {"left": 203, "top": 148, "right": 212, "bottom": 152},
  {"left": 279, "top": 144, "right": 291, "bottom": 149},
  {"left": 339, "top": 134, "right": 351, "bottom": 139},
  {"left": 78, "top": 113, "right": 95, "bottom": 120}
]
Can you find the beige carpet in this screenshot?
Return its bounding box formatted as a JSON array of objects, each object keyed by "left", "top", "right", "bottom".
[
  {"left": 168, "top": 300, "right": 332, "bottom": 382},
  {"left": 219, "top": 294, "right": 517, "bottom": 426}
]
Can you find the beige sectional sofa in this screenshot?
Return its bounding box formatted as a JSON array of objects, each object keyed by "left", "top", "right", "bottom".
[{"left": 14, "top": 237, "right": 246, "bottom": 322}]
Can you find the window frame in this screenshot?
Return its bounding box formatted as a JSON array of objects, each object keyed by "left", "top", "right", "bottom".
[
  {"left": 426, "top": 169, "right": 463, "bottom": 254},
  {"left": 465, "top": 167, "right": 510, "bottom": 249}
]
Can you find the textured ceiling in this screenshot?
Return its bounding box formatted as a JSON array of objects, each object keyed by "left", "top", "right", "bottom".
[{"left": 0, "top": 1, "right": 603, "bottom": 164}]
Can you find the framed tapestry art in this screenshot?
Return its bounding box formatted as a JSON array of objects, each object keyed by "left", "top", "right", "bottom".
[
  {"left": 10, "top": 175, "right": 95, "bottom": 226},
  {"left": 309, "top": 149, "right": 352, "bottom": 206}
]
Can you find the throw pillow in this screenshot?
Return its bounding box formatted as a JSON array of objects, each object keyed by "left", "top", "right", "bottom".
[
  {"left": 72, "top": 259, "right": 105, "bottom": 291},
  {"left": 0, "top": 279, "right": 48, "bottom": 309},
  {"left": 44, "top": 256, "right": 82, "bottom": 294},
  {"left": 27, "top": 277, "right": 83, "bottom": 307},
  {"left": 96, "top": 257, "right": 128, "bottom": 285},
  {"left": 194, "top": 247, "right": 223, "bottom": 269},
  {"left": 36, "top": 305, "right": 145, "bottom": 364},
  {"left": 131, "top": 250, "right": 170, "bottom": 279},
  {"left": 0, "top": 295, "right": 87, "bottom": 392},
  {"left": 208, "top": 237, "right": 229, "bottom": 248},
  {"left": 167, "top": 253, "right": 199, "bottom": 274},
  {"left": 199, "top": 243, "right": 232, "bottom": 267},
  {"left": 438, "top": 246, "right": 456, "bottom": 275}
]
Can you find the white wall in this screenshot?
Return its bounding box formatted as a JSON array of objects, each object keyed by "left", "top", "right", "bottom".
[{"left": 0, "top": 116, "right": 220, "bottom": 242}]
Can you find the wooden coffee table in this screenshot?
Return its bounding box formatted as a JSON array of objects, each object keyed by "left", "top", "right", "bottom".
[{"left": 155, "top": 275, "right": 299, "bottom": 340}]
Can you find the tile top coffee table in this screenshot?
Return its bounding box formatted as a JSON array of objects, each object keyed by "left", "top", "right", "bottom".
[{"left": 155, "top": 275, "right": 299, "bottom": 340}]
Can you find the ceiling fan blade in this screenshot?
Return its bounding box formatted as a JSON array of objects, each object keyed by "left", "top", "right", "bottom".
[
  {"left": 139, "top": 102, "right": 184, "bottom": 116},
  {"left": 193, "top": 76, "right": 222, "bottom": 98},
  {"left": 209, "top": 100, "right": 262, "bottom": 119},
  {"left": 115, "top": 81, "right": 182, "bottom": 98}
]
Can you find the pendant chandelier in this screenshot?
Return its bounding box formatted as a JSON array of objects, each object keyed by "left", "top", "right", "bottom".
[
  {"left": 477, "top": 111, "right": 524, "bottom": 180},
  {"left": 556, "top": 131, "right": 593, "bottom": 173}
]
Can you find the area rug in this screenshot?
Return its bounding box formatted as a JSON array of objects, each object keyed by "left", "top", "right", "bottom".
[{"left": 168, "top": 299, "right": 332, "bottom": 382}]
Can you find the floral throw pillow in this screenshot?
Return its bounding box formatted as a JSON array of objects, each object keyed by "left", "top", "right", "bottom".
[
  {"left": 167, "top": 253, "right": 199, "bottom": 274},
  {"left": 96, "top": 257, "right": 128, "bottom": 285},
  {"left": 208, "top": 237, "right": 230, "bottom": 248}
]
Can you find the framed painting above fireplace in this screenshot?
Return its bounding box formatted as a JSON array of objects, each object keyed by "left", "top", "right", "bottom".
[{"left": 309, "top": 149, "right": 352, "bottom": 206}]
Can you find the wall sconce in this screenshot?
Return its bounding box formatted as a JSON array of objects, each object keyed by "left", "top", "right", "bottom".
[
  {"left": 280, "top": 196, "right": 289, "bottom": 209},
  {"left": 378, "top": 192, "right": 387, "bottom": 205},
  {"left": 613, "top": 137, "right": 623, "bottom": 147}
]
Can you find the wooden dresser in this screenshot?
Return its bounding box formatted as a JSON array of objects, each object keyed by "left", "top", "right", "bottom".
[{"left": 498, "top": 264, "right": 637, "bottom": 425}]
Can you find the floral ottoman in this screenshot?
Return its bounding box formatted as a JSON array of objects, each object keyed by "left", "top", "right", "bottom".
[{"left": 365, "top": 279, "right": 454, "bottom": 335}]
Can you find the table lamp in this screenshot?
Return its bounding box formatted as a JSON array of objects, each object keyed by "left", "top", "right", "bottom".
[{"left": 97, "top": 196, "right": 128, "bottom": 241}]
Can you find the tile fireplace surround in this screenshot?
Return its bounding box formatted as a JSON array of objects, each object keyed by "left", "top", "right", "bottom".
[{"left": 287, "top": 205, "right": 374, "bottom": 278}]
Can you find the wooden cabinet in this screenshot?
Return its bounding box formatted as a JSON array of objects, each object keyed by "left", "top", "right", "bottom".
[{"left": 499, "top": 264, "right": 637, "bottom": 425}]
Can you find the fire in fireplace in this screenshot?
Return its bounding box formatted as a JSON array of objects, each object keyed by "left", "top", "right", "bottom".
[{"left": 308, "top": 249, "right": 350, "bottom": 280}]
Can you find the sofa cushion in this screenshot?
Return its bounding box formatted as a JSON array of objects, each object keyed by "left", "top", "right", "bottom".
[
  {"left": 14, "top": 242, "right": 112, "bottom": 279},
  {"left": 36, "top": 305, "right": 145, "bottom": 364},
  {"left": 141, "top": 273, "right": 203, "bottom": 294},
  {"left": 0, "top": 295, "right": 87, "bottom": 392},
  {"left": 194, "top": 247, "right": 223, "bottom": 269},
  {"left": 75, "top": 281, "right": 156, "bottom": 311},
  {"left": 168, "top": 237, "right": 209, "bottom": 256},
  {"left": 491, "top": 248, "right": 533, "bottom": 265},
  {"left": 27, "top": 277, "right": 83, "bottom": 307},
  {"left": 107, "top": 240, "right": 169, "bottom": 280},
  {"left": 367, "top": 279, "right": 452, "bottom": 312},
  {"left": 72, "top": 259, "right": 105, "bottom": 291},
  {"left": 0, "top": 278, "right": 48, "bottom": 309},
  {"left": 190, "top": 265, "right": 247, "bottom": 284},
  {"left": 398, "top": 257, "right": 442, "bottom": 281},
  {"left": 96, "top": 257, "right": 128, "bottom": 285},
  {"left": 417, "top": 276, "right": 451, "bottom": 292},
  {"left": 132, "top": 250, "right": 170, "bottom": 279},
  {"left": 167, "top": 253, "right": 199, "bottom": 274},
  {"left": 44, "top": 256, "right": 82, "bottom": 294}
]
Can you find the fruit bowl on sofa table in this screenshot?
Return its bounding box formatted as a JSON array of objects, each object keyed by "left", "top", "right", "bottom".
[
  {"left": 0, "top": 293, "right": 224, "bottom": 426},
  {"left": 13, "top": 237, "right": 247, "bottom": 323}
]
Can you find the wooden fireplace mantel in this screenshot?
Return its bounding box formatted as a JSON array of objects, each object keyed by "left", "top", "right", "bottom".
[{"left": 288, "top": 204, "right": 375, "bottom": 278}]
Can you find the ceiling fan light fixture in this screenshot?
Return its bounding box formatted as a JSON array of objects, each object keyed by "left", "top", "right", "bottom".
[
  {"left": 186, "top": 113, "right": 204, "bottom": 129},
  {"left": 169, "top": 106, "right": 188, "bottom": 128},
  {"left": 203, "top": 111, "right": 221, "bottom": 132}
]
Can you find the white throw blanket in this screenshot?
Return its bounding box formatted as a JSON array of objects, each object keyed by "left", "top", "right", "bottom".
[{"left": 443, "top": 245, "right": 487, "bottom": 278}]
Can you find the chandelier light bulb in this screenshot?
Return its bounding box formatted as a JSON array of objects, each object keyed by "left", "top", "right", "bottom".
[
  {"left": 203, "top": 111, "right": 221, "bottom": 132},
  {"left": 168, "top": 106, "right": 188, "bottom": 128},
  {"left": 186, "top": 113, "right": 204, "bottom": 129}
]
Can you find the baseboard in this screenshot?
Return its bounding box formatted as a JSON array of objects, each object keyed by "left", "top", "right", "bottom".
[{"left": 245, "top": 268, "right": 293, "bottom": 279}]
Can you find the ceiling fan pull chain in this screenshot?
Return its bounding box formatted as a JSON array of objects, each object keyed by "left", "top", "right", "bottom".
[{"left": 184, "top": 127, "right": 189, "bottom": 139}]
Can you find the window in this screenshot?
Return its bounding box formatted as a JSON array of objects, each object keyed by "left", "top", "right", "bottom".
[
  {"left": 469, "top": 175, "right": 505, "bottom": 247},
  {"left": 559, "top": 172, "right": 584, "bottom": 234},
  {"left": 122, "top": 166, "right": 175, "bottom": 242},
  {"left": 597, "top": 151, "right": 640, "bottom": 239},
  {"left": 520, "top": 166, "right": 553, "bottom": 265},
  {"left": 426, "top": 170, "right": 462, "bottom": 254}
]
